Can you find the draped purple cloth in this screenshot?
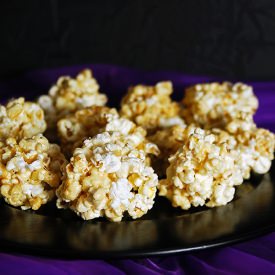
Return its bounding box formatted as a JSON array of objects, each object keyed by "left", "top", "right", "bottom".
[{"left": 0, "top": 64, "right": 275, "bottom": 274}]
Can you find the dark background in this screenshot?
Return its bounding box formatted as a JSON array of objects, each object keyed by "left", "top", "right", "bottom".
[{"left": 1, "top": 0, "right": 275, "bottom": 80}]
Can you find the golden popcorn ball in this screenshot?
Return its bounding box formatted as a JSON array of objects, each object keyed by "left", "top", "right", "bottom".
[
  {"left": 182, "top": 82, "right": 258, "bottom": 130},
  {"left": 231, "top": 128, "right": 275, "bottom": 179},
  {"left": 38, "top": 69, "right": 108, "bottom": 130},
  {"left": 56, "top": 131, "right": 159, "bottom": 222},
  {"left": 120, "top": 81, "right": 185, "bottom": 134},
  {"left": 159, "top": 126, "right": 243, "bottom": 210},
  {"left": 57, "top": 106, "right": 119, "bottom": 154},
  {"left": 210, "top": 127, "right": 275, "bottom": 179},
  {"left": 0, "top": 97, "right": 46, "bottom": 141},
  {"left": 149, "top": 124, "right": 243, "bottom": 178},
  {"left": 0, "top": 134, "right": 67, "bottom": 210},
  {"left": 150, "top": 126, "right": 236, "bottom": 164}
]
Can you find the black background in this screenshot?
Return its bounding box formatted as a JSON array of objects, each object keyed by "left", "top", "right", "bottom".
[{"left": 1, "top": 0, "right": 275, "bottom": 79}]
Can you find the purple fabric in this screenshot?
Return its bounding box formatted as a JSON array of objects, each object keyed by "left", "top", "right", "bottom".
[{"left": 0, "top": 64, "right": 275, "bottom": 274}]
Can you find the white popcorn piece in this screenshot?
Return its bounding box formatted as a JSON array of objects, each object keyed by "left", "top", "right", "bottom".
[
  {"left": 159, "top": 126, "right": 244, "bottom": 210},
  {"left": 182, "top": 82, "right": 258, "bottom": 131},
  {"left": 38, "top": 69, "right": 108, "bottom": 130},
  {"left": 0, "top": 135, "right": 67, "bottom": 210},
  {"left": 120, "top": 81, "right": 185, "bottom": 134},
  {"left": 0, "top": 98, "right": 46, "bottom": 141},
  {"left": 56, "top": 131, "right": 159, "bottom": 222}
]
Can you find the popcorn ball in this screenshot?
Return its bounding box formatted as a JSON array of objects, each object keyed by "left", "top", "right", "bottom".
[
  {"left": 211, "top": 127, "right": 275, "bottom": 179},
  {"left": 182, "top": 82, "right": 258, "bottom": 130},
  {"left": 38, "top": 69, "right": 107, "bottom": 129},
  {"left": 120, "top": 81, "right": 185, "bottom": 134},
  {"left": 0, "top": 134, "right": 67, "bottom": 210},
  {"left": 149, "top": 125, "right": 236, "bottom": 177},
  {"left": 0, "top": 97, "right": 46, "bottom": 141},
  {"left": 56, "top": 131, "right": 159, "bottom": 222},
  {"left": 149, "top": 125, "right": 239, "bottom": 177},
  {"left": 159, "top": 126, "right": 243, "bottom": 210},
  {"left": 57, "top": 106, "right": 119, "bottom": 153},
  {"left": 231, "top": 128, "right": 275, "bottom": 179}
]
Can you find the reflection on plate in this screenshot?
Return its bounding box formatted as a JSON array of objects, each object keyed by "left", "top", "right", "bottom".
[{"left": 0, "top": 165, "right": 274, "bottom": 259}]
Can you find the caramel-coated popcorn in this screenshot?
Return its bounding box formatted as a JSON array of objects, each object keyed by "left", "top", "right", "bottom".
[
  {"left": 120, "top": 81, "right": 185, "bottom": 134},
  {"left": 38, "top": 69, "right": 107, "bottom": 129},
  {"left": 56, "top": 132, "right": 159, "bottom": 222},
  {"left": 182, "top": 82, "right": 258, "bottom": 130},
  {"left": 0, "top": 98, "right": 46, "bottom": 141},
  {"left": 0, "top": 135, "right": 67, "bottom": 210},
  {"left": 159, "top": 126, "right": 243, "bottom": 209}
]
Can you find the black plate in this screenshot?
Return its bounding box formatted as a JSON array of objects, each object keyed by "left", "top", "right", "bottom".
[{"left": 0, "top": 164, "right": 274, "bottom": 259}]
